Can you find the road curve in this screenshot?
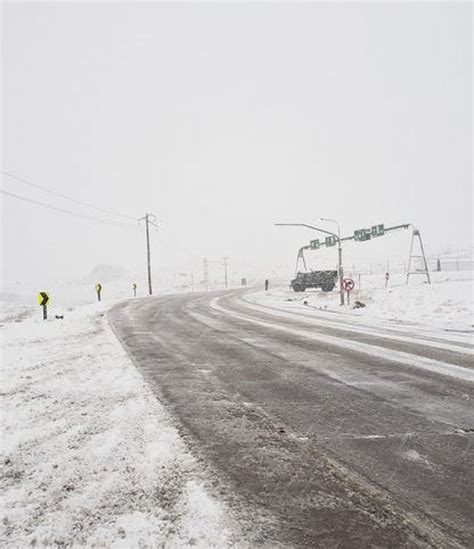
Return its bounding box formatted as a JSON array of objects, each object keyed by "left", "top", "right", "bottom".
[{"left": 108, "top": 289, "right": 474, "bottom": 548}]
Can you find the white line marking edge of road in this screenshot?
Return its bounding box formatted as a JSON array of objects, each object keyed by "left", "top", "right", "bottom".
[{"left": 210, "top": 297, "right": 474, "bottom": 384}]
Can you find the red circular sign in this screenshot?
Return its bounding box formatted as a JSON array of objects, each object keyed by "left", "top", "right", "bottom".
[{"left": 343, "top": 277, "right": 355, "bottom": 291}]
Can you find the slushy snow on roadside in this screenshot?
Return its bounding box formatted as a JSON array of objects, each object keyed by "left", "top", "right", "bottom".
[
  {"left": 249, "top": 271, "right": 473, "bottom": 332},
  {"left": 0, "top": 303, "right": 242, "bottom": 547}
]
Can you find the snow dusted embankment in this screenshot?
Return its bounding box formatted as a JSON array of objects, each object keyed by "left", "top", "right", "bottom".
[
  {"left": 0, "top": 304, "right": 241, "bottom": 547},
  {"left": 251, "top": 272, "right": 473, "bottom": 333}
]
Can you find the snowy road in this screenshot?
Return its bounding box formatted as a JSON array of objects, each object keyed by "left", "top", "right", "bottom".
[{"left": 109, "top": 289, "right": 474, "bottom": 548}]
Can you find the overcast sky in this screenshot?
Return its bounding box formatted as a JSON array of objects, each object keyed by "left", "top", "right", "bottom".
[{"left": 1, "top": 2, "right": 472, "bottom": 289}]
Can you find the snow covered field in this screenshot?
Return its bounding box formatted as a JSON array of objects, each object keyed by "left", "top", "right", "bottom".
[
  {"left": 0, "top": 302, "right": 242, "bottom": 547},
  {"left": 249, "top": 271, "right": 473, "bottom": 333}
]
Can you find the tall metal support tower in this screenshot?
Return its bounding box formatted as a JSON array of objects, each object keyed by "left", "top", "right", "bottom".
[
  {"left": 295, "top": 246, "right": 309, "bottom": 276},
  {"left": 406, "top": 227, "right": 431, "bottom": 284}
]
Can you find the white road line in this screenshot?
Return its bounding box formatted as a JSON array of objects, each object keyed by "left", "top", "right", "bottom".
[
  {"left": 210, "top": 297, "right": 474, "bottom": 383},
  {"left": 242, "top": 291, "right": 474, "bottom": 345},
  {"left": 239, "top": 295, "right": 474, "bottom": 356}
]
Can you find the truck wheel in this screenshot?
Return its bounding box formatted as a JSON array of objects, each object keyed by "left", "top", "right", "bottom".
[
  {"left": 322, "top": 285, "right": 334, "bottom": 292},
  {"left": 293, "top": 284, "right": 303, "bottom": 292}
]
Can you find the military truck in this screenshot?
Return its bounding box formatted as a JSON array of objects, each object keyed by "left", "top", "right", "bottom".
[{"left": 290, "top": 270, "right": 337, "bottom": 292}]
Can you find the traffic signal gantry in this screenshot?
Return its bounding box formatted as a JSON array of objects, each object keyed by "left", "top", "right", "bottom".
[
  {"left": 294, "top": 222, "right": 430, "bottom": 286},
  {"left": 309, "top": 223, "right": 387, "bottom": 250}
]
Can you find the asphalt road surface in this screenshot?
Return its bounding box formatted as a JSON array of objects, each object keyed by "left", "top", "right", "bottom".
[{"left": 109, "top": 289, "right": 474, "bottom": 548}]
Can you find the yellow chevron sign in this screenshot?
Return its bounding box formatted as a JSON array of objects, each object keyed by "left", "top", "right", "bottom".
[{"left": 38, "top": 291, "right": 50, "bottom": 306}]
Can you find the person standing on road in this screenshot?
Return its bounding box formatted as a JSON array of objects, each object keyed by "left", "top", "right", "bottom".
[{"left": 265, "top": 279, "right": 269, "bottom": 291}]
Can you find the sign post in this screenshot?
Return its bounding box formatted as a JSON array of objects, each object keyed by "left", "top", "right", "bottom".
[
  {"left": 38, "top": 291, "right": 50, "bottom": 320},
  {"left": 342, "top": 277, "right": 355, "bottom": 305},
  {"left": 133, "top": 283, "right": 137, "bottom": 297},
  {"left": 95, "top": 283, "right": 102, "bottom": 302},
  {"left": 385, "top": 272, "right": 390, "bottom": 288}
]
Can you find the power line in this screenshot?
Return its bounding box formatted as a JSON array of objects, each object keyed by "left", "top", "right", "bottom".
[
  {"left": 0, "top": 189, "right": 140, "bottom": 232},
  {"left": 0, "top": 170, "right": 137, "bottom": 221}
]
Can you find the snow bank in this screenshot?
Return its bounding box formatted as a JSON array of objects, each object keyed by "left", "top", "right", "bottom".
[
  {"left": 252, "top": 271, "right": 473, "bottom": 332},
  {"left": 0, "top": 303, "right": 242, "bottom": 547}
]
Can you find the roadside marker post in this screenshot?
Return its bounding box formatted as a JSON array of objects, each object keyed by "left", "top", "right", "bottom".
[
  {"left": 95, "top": 283, "right": 102, "bottom": 302},
  {"left": 342, "top": 277, "right": 355, "bottom": 306},
  {"left": 38, "top": 291, "right": 50, "bottom": 320},
  {"left": 385, "top": 272, "right": 390, "bottom": 288},
  {"left": 133, "top": 283, "right": 137, "bottom": 297}
]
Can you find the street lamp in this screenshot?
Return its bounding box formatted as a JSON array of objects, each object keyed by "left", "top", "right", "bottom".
[
  {"left": 275, "top": 222, "right": 344, "bottom": 305},
  {"left": 319, "top": 218, "right": 344, "bottom": 306}
]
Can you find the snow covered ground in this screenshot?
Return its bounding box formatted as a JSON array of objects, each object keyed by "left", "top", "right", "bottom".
[
  {"left": 1, "top": 269, "right": 471, "bottom": 546},
  {"left": 0, "top": 302, "right": 243, "bottom": 547},
  {"left": 249, "top": 271, "right": 473, "bottom": 333}
]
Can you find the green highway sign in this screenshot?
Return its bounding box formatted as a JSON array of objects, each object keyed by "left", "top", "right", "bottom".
[
  {"left": 354, "top": 228, "right": 371, "bottom": 241},
  {"left": 310, "top": 239, "right": 320, "bottom": 249},
  {"left": 325, "top": 235, "right": 336, "bottom": 247},
  {"left": 371, "top": 224, "right": 385, "bottom": 237}
]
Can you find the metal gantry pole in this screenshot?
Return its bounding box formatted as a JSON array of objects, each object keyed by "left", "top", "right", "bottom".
[
  {"left": 418, "top": 231, "right": 431, "bottom": 284},
  {"left": 337, "top": 238, "right": 344, "bottom": 305},
  {"left": 321, "top": 219, "right": 345, "bottom": 307},
  {"left": 406, "top": 225, "right": 431, "bottom": 285},
  {"left": 295, "top": 246, "right": 309, "bottom": 277}
]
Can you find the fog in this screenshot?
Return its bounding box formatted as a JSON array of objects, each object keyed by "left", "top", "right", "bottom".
[{"left": 1, "top": 2, "right": 472, "bottom": 292}]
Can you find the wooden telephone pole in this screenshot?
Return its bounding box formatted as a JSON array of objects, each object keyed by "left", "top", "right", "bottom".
[{"left": 139, "top": 213, "right": 157, "bottom": 296}]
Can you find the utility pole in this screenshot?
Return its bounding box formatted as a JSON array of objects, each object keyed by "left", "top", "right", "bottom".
[
  {"left": 139, "top": 213, "right": 157, "bottom": 296},
  {"left": 222, "top": 256, "right": 229, "bottom": 289},
  {"left": 202, "top": 258, "right": 209, "bottom": 291}
]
